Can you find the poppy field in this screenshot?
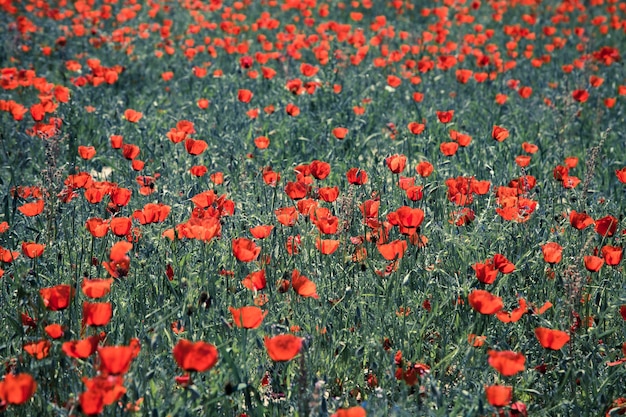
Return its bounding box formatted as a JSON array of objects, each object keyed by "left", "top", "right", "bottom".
[{"left": 1, "top": 0, "right": 626, "bottom": 415}]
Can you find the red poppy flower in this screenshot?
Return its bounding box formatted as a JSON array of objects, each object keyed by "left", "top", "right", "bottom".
[
  {"left": 583, "top": 255, "right": 604, "bottom": 272},
  {"left": 492, "top": 125, "right": 509, "bottom": 142},
  {"left": 387, "top": 75, "right": 401, "bottom": 88},
  {"left": 83, "top": 302, "right": 113, "bottom": 326},
  {"left": 185, "top": 138, "right": 208, "bottom": 155},
  {"left": 291, "top": 269, "right": 319, "bottom": 299},
  {"left": 436, "top": 110, "right": 454, "bottom": 123},
  {"left": 275, "top": 207, "right": 298, "bottom": 226},
  {"left": 86, "top": 218, "right": 109, "bottom": 238},
  {"left": 110, "top": 135, "right": 123, "bottom": 148},
  {"left": 485, "top": 385, "right": 512, "bottom": 407},
  {"left": 318, "top": 186, "right": 339, "bottom": 203},
  {"left": 535, "top": 327, "right": 570, "bottom": 350},
  {"left": 572, "top": 89, "right": 589, "bottom": 103},
  {"left": 473, "top": 261, "right": 498, "bottom": 284},
  {"left": 123, "top": 109, "right": 143, "bottom": 123},
  {"left": 488, "top": 350, "right": 525, "bottom": 376},
  {"left": 110, "top": 187, "right": 132, "bottom": 206},
  {"left": 601, "top": 245, "right": 622, "bottom": 266},
  {"left": 493, "top": 254, "right": 515, "bottom": 273},
  {"left": 0, "top": 373, "right": 37, "bottom": 405},
  {"left": 173, "top": 339, "right": 218, "bottom": 372},
  {"left": 264, "top": 334, "right": 303, "bottom": 361},
  {"left": 541, "top": 242, "right": 563, "bottom": 264},
  {"left": 285, "top": 181, "right": 309, "bottom": 200},
  {"left": 40, "top": 284, "right": 75, "bottom": 311},
  {"left": 316, "top": 238, "right": 340, "bottom": 255},
  {"left": 62, "top": 336, "right": 100, "bottom": 359},
  {"left": 24, "top": 340, "right": 51, "bottom": 360},
  {"left": 254, "top": 136, "right": 270, "bottom": 149},
  {"left": 237, "top": 89, "right": 253, "bottom": 103},
  {"left": 242, "top": 270, "right": 266, "bottom": 291},
  {"left": 78, "top": 145, "right": 96, "bottom": 160},
  {"left": 394, "top": 206, "right": 424, "bottom": 236},
  {"left": 18, "top": 199, "right": 44, "bottom": 217},
  {"left": 346, "top": 168, "right": 368, "bottom": 185},
  {"left": 440, "top": 142, "right": 459, "bottom": 156},
  {"left": 616, "top": 167, "right": 626, "bottom": 183},
  {"left": 386, "top": 154, "right": 407, "bottom": 174},
  {"left": 22, "top": 242, "right": 45, "bottom": 258},
  {"left": 377, "top": 239, "right": 408, "bottom": 261},
  {"left": 98, "top": 345, "right": 137, "bottom": 375},
  {"left": 332, "top": 127, "right": 348, "bottom": 140},
  {"left": 44, "top": 323, "right": 64, "bottom": 339},
  {"left": 109, "top": 217, "right": 132, "bottom": 237},
  {"left": 110, "top": 241, "right": 132, "bottom": 262},
  {"left": 250, "top": 225, "right": 274, "bottom": 239},
  {"left": 522, "top": 142, "right": 538, "bottom": 153},
  {"left": 232, "top": 238, "right": 261, "bottom": 262},
  {"left": 468, "top": 290, "right": 503, "bottom": 315},
  {"left": 416, "top": 161, "right": 433, "bottom": 177},
  {"left": 285, "top": 103, "right": 300, "bottom": 116},
  {"left": 408, "top": 122, "right": 425, "bottom": 135},
  {"left": 82, "top": 278, "right": 114, "bottom": 299},
  {"left": 569, "top": 210, "right": 594, "bottom": 230},
  {"left": 595, "top": 215, "right": 618, "bottom": 237},
  {"left": 310, "top": 160, "right": 330, "bottom": 180},
  {"left": 229, "top": 306, "right": 267, "bottom": 329}
]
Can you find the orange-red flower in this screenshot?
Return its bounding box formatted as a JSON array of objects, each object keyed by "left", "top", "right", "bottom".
[
  {"left": 237, "top": 89, "right": 253, "bottom": 103},
  {"left": 254, "top": 136, "right": 270, "bottom": 149},
  {"left": 346, "top": 168, "right": 368, "bottom": 185},
  {"left": 123, "top": 108, "right": 143, "bottom": 123},
  {"left": 62, "top": 336, "right": 100, "bottom": 359},
  {"left": 332, "top": 127, "right": 348, "bottom": 140},
  {"left": 310, "top": 160, "right": 331, "bottom": 180},
  {"left": 377, "top": 239, "right": 408, "bottom": 261},
  {"left": 173, "top": 339, "right": 218, "bottom": 372},
  {"left": 416, "top": 161, "right": 433, "bottom": 177},
  {"left": 40, "top": 284, "right": 75, "bottom": 311},
  {"left": 78, "top": 145, "right": 96, "bottom": 160},
  {"left": 488, "top": 350, "right": 525, "bottom": 376},
  {"left": 82, "top": 278, "right": 114, "bottom": 299},
  {"left": 86, "top": 218, "right": 110, "bottom": 238},
  {"left": 17, "top": 199, "right": 44, "bottom": 217},
  {"left": 535, "top": 327, "right": 570, "bottom": 350},
  {"left": 468, "top": 290, "right": 504, "bottom": 315},
  {"left": 250, "top": 225, "right": 274, "bottom": 239},
  {"left": 0, "top": 373, "right": 37, "bottom": 405},
  {"left": 436, "top": 110, "right": 454, "bottom": 123},
  {"left": 24, "top": 339, "right": 51, "bottom": 360},
  {"left": 291, "top": 269, "right": 319, "bottom": 299},
  {"left": 583, "top": 255, "right": 604, "bottom": 272},
  {"left": 316, "top": 238, "right": 340, "bottom": 255},
  {"left": 485, "top": 385, "right": 512, "bottom": 407},
  {"left": 541, "top": 242, "right": 563, "bottom": 264},
  {"left": 98, "top": 344, "right": 138, "bottom": 375},
  {"left": 275, "top": 207, "right": 298, "bottom": 226},
  {"left": 264, "top": 334, "right": 303, "bottom": 361},
  {"left": 569, "top": 210, "right": 594, "bottom": 230},
  {"left": 601, "top": 245, "right": 622, "bottom": 266},
  {"left": 386, "top": 154, "right": 407, "bottom": 174},
  {"left": 229, "top": 306, "right": 267, "bottom": 329},
  {"left": 83, "top": 302, "right": 113, "bottom": 326},
  {"left": 232, "top": 238, "right": 261, "bottom": 262},
  {"left": 408, "top": 122, "right": 425, "bottom": 135},
  {"left": 242, "top": 270, "right": 266, "bottom": 291},
  {"left": 44, "top": 324, "right": 64, "bottom": 339},
  {"left": 595, "top": 215, "right": 618, "bottom": 237},
  {"left": 492, "top": 125, "right": 509, "bottom": 142},
  {"left": 22, "top": 242, "right": 45, "bottom": 258}
]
